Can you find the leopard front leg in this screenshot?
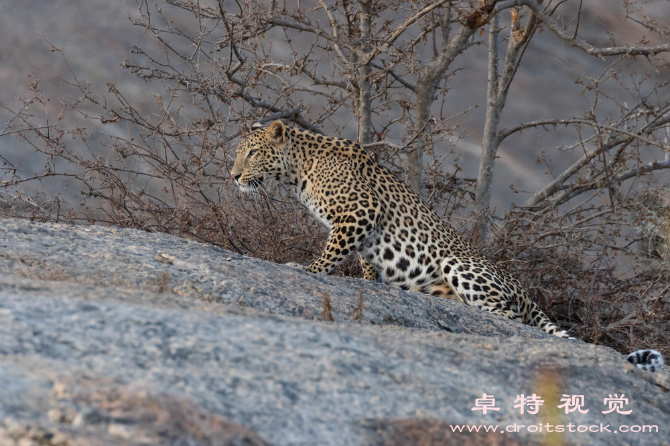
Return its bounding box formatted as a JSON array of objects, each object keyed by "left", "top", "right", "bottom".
[
  {"left": 297, "top": 160, "right": 382, "bottom": 275},
  {"left": 302, "top": 220, "right": 377, "bottom": 274},
  {"left": 286, "top": 236, "right": 380, "bottom": 277}
]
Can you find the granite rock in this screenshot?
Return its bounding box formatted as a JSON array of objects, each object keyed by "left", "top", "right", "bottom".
[{"left": 0, "top": 218, "right": 668, "bottom": 445}]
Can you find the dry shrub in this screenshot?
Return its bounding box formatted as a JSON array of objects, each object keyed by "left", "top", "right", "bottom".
[{"left": 481, "top": 187, "right": 670, "bottom": 356}]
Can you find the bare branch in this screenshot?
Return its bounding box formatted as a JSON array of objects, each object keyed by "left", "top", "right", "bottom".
[
  {"left": 523, "top": 116, "right": 669, "bottom": 207},
  {"left": 267, "top": 18, "right": 356, "bottom": 52},
  {"left": 316, "top": 0, "right": 352, "bottom": 64},
  {"left": 522, "top": 0, "right": 670, "bottom": 57},
  {"left": 368, "top": 62, "right": 416, "bottom": 92},
  {"left": 363, "top": 0, "right": 452, "bottom": 63}
]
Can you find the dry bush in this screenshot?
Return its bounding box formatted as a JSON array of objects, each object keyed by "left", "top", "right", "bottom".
[
  {"left": 1, "top": 0, "right": 670, "bottom": 358},
  {"left": 484, "top": 193, "right": 670, "bottom": 355}
]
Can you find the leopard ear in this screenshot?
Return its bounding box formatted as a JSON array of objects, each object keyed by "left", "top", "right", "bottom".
[
  {"left": 266, "top": 120, "right": 286, "bottom": 145},
  {"left": 251, "top": 121, "right": 264, "bottom": 130}
]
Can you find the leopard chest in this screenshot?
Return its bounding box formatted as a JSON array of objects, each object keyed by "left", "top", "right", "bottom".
[{"left": 299, "top": 192, "right": 333, "bottom": 230}]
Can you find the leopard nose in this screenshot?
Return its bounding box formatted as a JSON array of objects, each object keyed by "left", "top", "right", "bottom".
[{"left": 232, "top": 174, "right": 241, "bottom": 182}]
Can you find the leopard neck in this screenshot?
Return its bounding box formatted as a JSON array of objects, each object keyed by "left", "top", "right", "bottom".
[{"left": 287, "top": 128, "right": 368, "bottom": 166}]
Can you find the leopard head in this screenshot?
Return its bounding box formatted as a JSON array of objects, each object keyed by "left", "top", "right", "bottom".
[{"left": 231, "top": 120, "right": 290, "bottom": 192}]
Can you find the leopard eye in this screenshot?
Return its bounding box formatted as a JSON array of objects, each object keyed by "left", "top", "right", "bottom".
[{"left": 248, "top": 149, "right": 257, "bottom": 157}]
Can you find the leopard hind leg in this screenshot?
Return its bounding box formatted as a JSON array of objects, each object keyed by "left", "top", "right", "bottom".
[
  {"left": 519, "top": 296, "right": 572, "bottom": 339},
  {"left": 439, "top": 257, "right": 518, "bottom": 321},
  {"left": 421, "top": 279, "right": 464, "bottom": 302}
]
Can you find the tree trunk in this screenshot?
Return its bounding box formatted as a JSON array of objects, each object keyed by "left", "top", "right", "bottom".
[
  {"left": 472, "top": 7, "right": 537, "bottom": 245},
  {"left": 473, "top": 14, "right": 501, "bottom": 246},
  {"left": 356, "top": 1, "right": 373, "bottom": 145},
  {"left": 408, "top": 81, "right": 432, "bottom": 199},
  {"left": 356, "top": 66, "right": 373, "bottom": 145}
]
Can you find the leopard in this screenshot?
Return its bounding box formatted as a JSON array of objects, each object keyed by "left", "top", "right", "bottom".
[{"left": 231, "top": 120, "right": 664, "bottom": 373}]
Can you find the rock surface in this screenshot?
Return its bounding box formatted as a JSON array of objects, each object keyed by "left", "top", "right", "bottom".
[
  {"left": 0, "top": 218, "right": 668, "bottom": 446},
  {"left": 0, "top": 218, "right": 562, "bottom": 338}
]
